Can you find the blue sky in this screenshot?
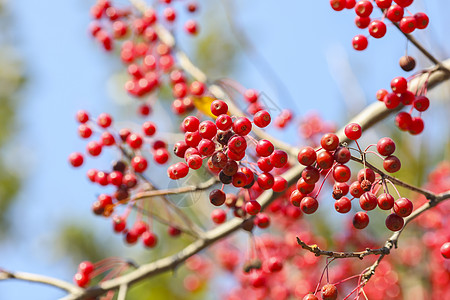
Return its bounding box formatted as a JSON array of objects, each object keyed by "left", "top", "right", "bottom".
[{"left": 1, "top": 0, "right": 449, "bottom": 299}]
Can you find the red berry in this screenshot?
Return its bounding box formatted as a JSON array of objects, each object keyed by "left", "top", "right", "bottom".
[
  {"left": 184, "top": 19, "right": 198, "bottom": 35},
  {"left": 74, "top": 272, "right": 90, "bottom": 288},
  {"left": 232, "top": 172, "right": 247, "bottom": 187},
  {"left": 413, "top": 95, "right": 430, "bottom": 112},
  {"left": 270, "top": 150, "right": 288, "bottom": 168},
  {"left": 266, "top": 256, "right": 282, "bottom": 272},
  {"left": 272, "top": 176, "right": 287, "bottom": 192},
  {"left": 112, "top": 215, "right": 127, "bottom": 232},
  {"left": 300, "top": 196, "right": 319, "bottom": 214},
  {"left": 302, "top": 166, "right": 320, "bottom": 185},
  {"left": 385, "top": 213, "right": 404, "bottom": 231},
  {"left": 375, "top": 0, "right": 392, "bottom": 9},
  {"left": 352, "top": 35, "right": 368, "bottom": 51},
  {"left": 393, "top": 197, "right": 413, "bottom": 217},
  {"left": 174, "top": 141, "right": 189, "bottom": 158},
  {"left": 303, "top": 294, "right": 319, "bottom": 300},
  {"left": 376, "top": 89, "right": 388, "bottom": 101},
  {"left": 353, "top": 211, "right": 369, "bottom": 229},
  {"left": 297, "top": 178, "right": 315, "bottom": 195},
  {"left": 87, "top": 141, "right": 102, "bottom": 156},
  {"left": 395, "top": 112, "right": 412, "bottom": 131},
  {"left": 131, "top": 155, "right": 148, "bottom": 173},
  {"left": 335, "top": 197, "right": 352, "bottom": 213},
  {"left": 189, "top": 81, "right": 205, "bottom": 96},
  {"left": 232, "top": 117, "right": 252, "bottom": 136},
  {"left": 321, "top": 283, "right": 338, "bottom": 300},
  {"left": 333, "top": 164, "right": 351, "bottom": 182},
  {"left": 383, "top": 93, "right": 400, "bottom": 109},
  {"left": 399, "top": 91, "right": 415, "bottom": 105},
  {"left": 440, "top": 242, "right": 450, "bottom": 259},
  {"left": 345, "top": 0, "right": 356, "bottom": 9},
  {"left": 394, "top": 0, "right": 413, "bottom": 8},
  {"left": 257, "top": 156, "right": 273, "bottom": 172},
  {"left": 377, "top": 193, "right": 395, "bottom": 210},
  {"left": 154, "top": 148, "right": 169, "bottom": 164},
  {"left": 414, "top": 12, "right": 429, "bottom": 30},
  {"left": 355, "top": 16, "right": 371, "bottom": 29},
  {"left": 316, "top": 151, "right": 334, "bottom": 170},
  {"left": 244, "top": 89, "right": 258, "bottom": 103},
  {"left": 334, "top": 147, "right": 351, "bottom": 164},
  {"left": 257, "top": 173, "right": 274, "bottom": 190},
  {"left": 198, "top": 138, "right": 215, "bottom": 156},
  {"left": 408, "top": 117, "right": 424, "bottom": 135},
  {"left": 386, "top": 4, "right": 404, "bottom": 23},
  {"left": 211, "top": 209, "right": 227, "bottom": 224},
  {"left": 344, "top": 123, "right": 362, "bottom": 140},
  {"left": 108, "top": 171, "right": 123, "bottom": 186},
  {"left": 368, "top": 20, "right": 387, "bottom": 39},
  {"left": 126, "top": 133, "right": 143, "bottom": 149},
  {"left": 256, "top": 139, "right": 274, "bottom": 157},
  {"left": 78, "top": 261, "right": 94, "bottom": 276},
  {"left": 210, "top": 100, "right": 228, "bottom": 117},
  {"left": 185, "top": 131, "right": 202, "bottom": 147},
  {"left": 377, "top": 137, "right": 396, "bottom": 156},
  {"left": 228, "top": 135, "right": 247, "bottom": 154},
  {"left": 357, "top": 168, "right": 376, "bottom": 183},
  {"left": 289, "top": 189, "right": 304, "bottom": 207},
  {"left": 297, "top": 146, "right": 317, "bottom": 166},
  {"left": 78, "top": 124, "right": 93, "bottom": 139},
  {"left": 253, "top": 110, "right": 271, "bottom": 128},
  {"left": 245, "top": 200, "right": 261, "bottom": 215},
  {"left": 76, "top": 110, "right": 89, "bottom": 123},
  {"left": 383, "top": 155, "right": 401, "bottom": 173},
  {"left": 359, "top": 192, "right": 378, "bottom": 211},
  {"left": 97, "top": 113, "right": 112, "bottom": 128},
  {"left": 142, "top": 231, "right": 158, "bottom": 248},
  {"left": 100, "top": 132, "right": 115, "bottom": 146},
  {"left": 163, "top": 7, "right": 176, "bottom": 22},
  {"left": 142, "top": 121, "right": 157, "bottom": 136},
  {"left": 167, "top": 162, "right": 189, "bottom": 179},
  {"left": 330, "top": 0, "right": 346, "bottom": 11},
  {"left": 355, "top": 0, "right": 373, "bottom": 18},
  {"left": 399, "top": 16, "right": 416, "bottom": 34},
  {"left": 69, "top": 152, "right": 84, "bottom": 167},
  {"left": 199, "top": 120, "right": 217, "bottom": 140},
  {"left": 216, "top": 114, "right": 233, "bottom": 131},
  {"left": 391, "top": 76, "right": 408, "bottom": 94},
  {"left": 320, "top": 133, "right": 339, "bottom": 151}
]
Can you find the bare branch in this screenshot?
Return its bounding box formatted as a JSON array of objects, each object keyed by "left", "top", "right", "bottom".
[{"left": 0, "top": 269, "right": 82, "bottom": 294}]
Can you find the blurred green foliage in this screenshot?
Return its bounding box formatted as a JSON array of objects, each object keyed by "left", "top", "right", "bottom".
[{"left": 0, "top": 1, "right": 25, "bottom": 237}]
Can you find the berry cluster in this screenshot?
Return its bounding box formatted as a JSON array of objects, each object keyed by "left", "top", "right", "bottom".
[
  {"left": 294, "top": 123, "right": 412, "bottom": 231},
  {"left": 330, "top": 0, "right": 429, "bottom": 51},
  {"left": 376, "top": 73, "right": 429, "bottom": 135},
  {"left": 68, "top": 109, "right": 182, "bottom": 247},
  {"left": 168, "top": 99, "right": 288, "bottom": 220},
  {"left": 88, "top": 0, "right": 202, "bottom": 117}
]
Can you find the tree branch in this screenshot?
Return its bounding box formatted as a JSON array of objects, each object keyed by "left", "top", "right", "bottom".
[{"left": 0, "top": 269, "right": 82, "bottom": 294}]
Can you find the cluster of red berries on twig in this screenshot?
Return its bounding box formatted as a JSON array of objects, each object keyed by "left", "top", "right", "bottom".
[
  {"left": 294, "top": 122, "right": 413, "bottom": 231},
  {"left": 330, "top": 0, "right": 429, "bottom": 51},
  {"left": 88, "top": 0, "right": 203, "bottom": 117},
  {"left": 168, "top": 99, "right": 289, "bottom": 222},
  {"left": 376, "top": 71, "right": 430, "bottom": 135}
]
